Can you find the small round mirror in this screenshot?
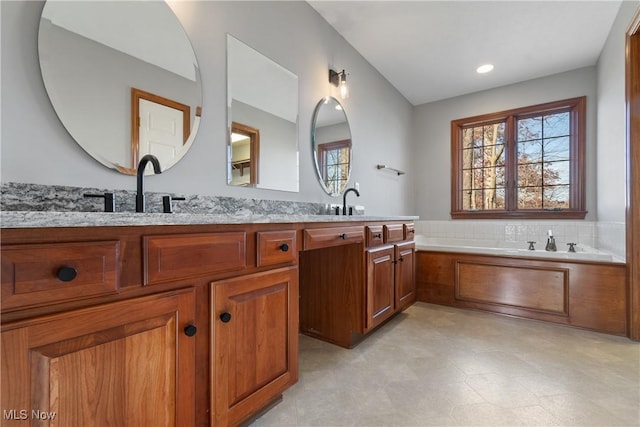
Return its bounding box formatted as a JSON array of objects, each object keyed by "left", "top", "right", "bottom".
[
  {"left": 311, "top": 97, "right": 352, "bottom": 196},
  {"left": 38, "top": 1, "right": 202, "bottom": 174}
]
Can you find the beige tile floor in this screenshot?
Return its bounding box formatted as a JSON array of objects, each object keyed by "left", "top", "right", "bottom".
[{"left": 252, "top": 302, "right": 640, "bottom": 427}]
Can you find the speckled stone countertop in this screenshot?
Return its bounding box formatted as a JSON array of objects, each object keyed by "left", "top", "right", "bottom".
[{"left": 0, "top": 211, "right": 419, "bottom": 228}]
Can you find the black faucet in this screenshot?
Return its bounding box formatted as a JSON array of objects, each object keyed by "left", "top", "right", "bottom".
[
  {"left": 342, "top": 187, "right": 360, "bottom": 216},
  {"left": 136, "top": 154, "right": 162, "bottom": 213}
]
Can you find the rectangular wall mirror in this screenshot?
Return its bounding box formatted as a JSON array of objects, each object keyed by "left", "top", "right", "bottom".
[{"left": 227, "top": 34, "right": 299, "bottom": 192}]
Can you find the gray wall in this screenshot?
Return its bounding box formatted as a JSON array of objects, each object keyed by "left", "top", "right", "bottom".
[
  {"left": 596, "top": 1, "right": 639, "bottom": 223},
  {"left": 0, "top": 1, "right": 414, "bottom": 216},
  {"left": 412, "top": 67, "right": 599, "bottom": 221}
]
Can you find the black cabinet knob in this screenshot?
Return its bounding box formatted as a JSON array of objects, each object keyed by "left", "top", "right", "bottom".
[
  {"left": 339, "top": 233, "right": 347, "bottom": 239},
  {"left": 220, "top": 312, "right": 232, "bottom": 323},
  {"left": 279, "top": 243, "right": 289, "bottom": 252},
  {"left": 374, "top": 233, "right": 382, "bottom": 239},
  {"left": 56, "top": 266, "right": 77, "bottom": 282},
  {"left": 184, "top": 324, "right": 197, "bottom": 337}
]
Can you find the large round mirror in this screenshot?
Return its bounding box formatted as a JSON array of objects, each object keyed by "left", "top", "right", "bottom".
[
  {"left": 38, "top": 1, "right": 202, "bottom": 175},
  {"left": 311, "top": 97, "right": 352, "bottom": 196}
]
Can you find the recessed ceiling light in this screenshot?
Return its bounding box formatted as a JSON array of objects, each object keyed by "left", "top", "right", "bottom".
[{"left": 476, "top": 64, "right": 494, "bottom": 74}]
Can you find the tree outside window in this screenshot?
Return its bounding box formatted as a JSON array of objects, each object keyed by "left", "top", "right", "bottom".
[{"left": 451, "top": 97, "right": 586, "bottom": 219}]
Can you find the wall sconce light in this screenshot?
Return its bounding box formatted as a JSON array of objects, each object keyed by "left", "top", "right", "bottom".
[{"left": 329, "top": 68, "right": 349, "bottom": 99}]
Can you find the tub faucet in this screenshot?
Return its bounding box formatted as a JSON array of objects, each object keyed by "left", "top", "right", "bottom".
[
  {"left": 342, "top": 187, "right": 360, "bottom": 216},
  {"left": 545, "top": 230, "right": 557, "bottom": 252},
  {"left": 136, "top": 154, "right": 162, "bottom": 213}
]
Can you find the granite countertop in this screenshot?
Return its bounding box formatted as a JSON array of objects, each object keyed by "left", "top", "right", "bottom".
[{"left": 0, "top": 211, "right": 419, "bottom": 228}]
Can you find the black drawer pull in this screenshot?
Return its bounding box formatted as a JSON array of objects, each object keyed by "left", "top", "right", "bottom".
[
  {"left": 279, "top": 243, "right": 289, "bottom": 252},
  {"left": 56, "top": 266, "right": 77, "bottom": 282},
  {"left": 338, "top": 233, "right": 347, "bottom": 239},
  {"left": 373, "top": 233, "right": 382, "bottom": 238},
  {"left": 220, "top": 312, "right": 232, "bottom": 323},
  {"left": 184, "top": 324, "right": 197, "bottom": 337}
]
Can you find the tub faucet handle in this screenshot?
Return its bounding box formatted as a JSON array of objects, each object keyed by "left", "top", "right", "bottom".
[
  {"left": 527, "top": 241, "right": 536, "bottom": 251},
  {"left": 567, "top": 243, "right": 577, "bottom": 253}
]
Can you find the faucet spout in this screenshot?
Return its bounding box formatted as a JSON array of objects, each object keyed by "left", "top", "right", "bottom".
[
  {"left": 136, "top": 154, "right": 162, "bottom": 213},
  {"left": 342, "top": 187, "right": 360, "bottom": 216}
]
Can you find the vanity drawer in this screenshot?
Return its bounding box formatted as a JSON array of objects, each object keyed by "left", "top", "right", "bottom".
[
  {"left": 144, "top": 232, "right": 246, "bottom": 285},
  {"left": 257, "top": 230, "right": 297, "bottom": 267},
  {"left": 1, "top": 241, "right": 120, "bottom": 310},
  {"left": 303, "top": 226, "right": 364, "bottom": 250},
  {"left": 404, "top": 223, "right": 415, "bottom": 241},
  {"left": 384, "top": 224, "right": 405, "bottom": 243},
  {"left": 366, "top": 226, "right": 384, "bottom": 247}
]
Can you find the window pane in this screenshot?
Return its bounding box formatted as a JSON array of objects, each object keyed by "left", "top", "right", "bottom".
[
  {"left": 474, "top": 168, "right": 483, "bottom": 189},
  {"left": 518, "top": 187, "right": 542, "bottom": 209},
  {"left": 483, "top": 166, "right": 505, "bottom": 187},
  {"left": 494, "top": 187, "right": 506, "bottom": 209},
  {"left": 518, "top": 140, "right": 542, "bottom": 164},
  {"left": 543, "top": 137, "right": 570, "bottom": 161},
  {"left": 543, "top": 112, "right": 570, "bottom": 138},
  {"left": 543, "top": 161, "right": 570, "bottom": 185},
  {"left": 518, "top": 164, "right": 542, "bottom": 187},
  {"left": 543, "top": 185, "right": 570, "bottom": 208},
  {"left": 462, "top": 128, "right": 474, "bottom": 149},
  {"left": 518, "top": 117, "right": 541, "bottom": 141},
  {"left": 462, "top": 189, "right": 479, "bottom": 210}
]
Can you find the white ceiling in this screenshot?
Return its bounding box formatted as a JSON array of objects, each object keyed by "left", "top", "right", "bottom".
[{"left": 307, "top": 1, "right": 624, "bottom": 106}]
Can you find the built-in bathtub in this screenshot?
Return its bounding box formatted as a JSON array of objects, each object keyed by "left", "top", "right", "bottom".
[
  {"left": 415, "top": 234, "right": 628, "bottom": 336},
  {"left": 414, "top": 235, "right": 623, "bottom": 263}
]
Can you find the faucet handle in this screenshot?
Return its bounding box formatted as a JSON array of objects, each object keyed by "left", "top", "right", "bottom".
[
  {"left": 84, "top": 192, "right": 115, "bottom": 212},
  {"left": 527, "top": 241, "right": 536, "bottom": 250},
  {"left": 567, "top": 243, "right": 577, "bottom": 253},
  {"left": 162, "top": 196, "right": 186, "bottom": 213}
]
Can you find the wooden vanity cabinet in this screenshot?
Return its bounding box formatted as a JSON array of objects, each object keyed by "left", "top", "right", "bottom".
[
  {"left": 1, "top": 288, "right": 197, "bottom": 427},
  {"left": 395, "top": 241, "right": 416, "bottom": 310},
  {"left": 364, "top": 232, "right": 416, "bottom": 332},
  {"left": 300, "top": 222, "right": 416, "bottom": 348},
  {"left": 366, "top": 245, "right": 396, "bottom": 330},
  {"left": 211, "top": 267, "right": 299, "bottom": 427},
  {"left": 1, "top": 223, "right": 301, "bottom": 427}
]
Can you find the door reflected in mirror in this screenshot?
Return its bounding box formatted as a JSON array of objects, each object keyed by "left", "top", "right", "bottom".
[
  {"left": 227, "top": 35, "right": 299, "bottom": 192},
  {"left": 230, "top": 122, "right": 260, "bottom": 186},
  {"left": 311, "top": 97, "right": 353, "bottom": 196},
  {"left": 38, "top": 1, "right": 202, "bottom": 175}
]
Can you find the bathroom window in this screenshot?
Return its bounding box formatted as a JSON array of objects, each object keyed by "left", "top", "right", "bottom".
[
  {"left": 451, "top": 97, "right": 586, "bottom": 219},
  {"left": 317, "top": 139, "right": 351, "bottom": 195}
]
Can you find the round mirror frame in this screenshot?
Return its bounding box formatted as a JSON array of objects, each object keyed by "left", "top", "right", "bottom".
[
  {"left": 311, "top": 96, "right": 353, "bottom": 196},
  {"left": 38, "top": 1, "right": 202, "bottom": 175}
]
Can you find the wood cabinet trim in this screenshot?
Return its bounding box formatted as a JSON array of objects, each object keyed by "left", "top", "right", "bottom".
[
  {"left": 256, "top": 230, "right": 297, "bottom": 267},
  {"left": 1, "top": 240, "right": 120, "bottom": 310},
  {"left": 417, "top": 251, "right": 627, "bottom": 335},
  {"left": 303, "top": 226, "right": 364, "bottom": 250},
  {"left": 144, "top": 232, "right": 246, "bottom": 285}
]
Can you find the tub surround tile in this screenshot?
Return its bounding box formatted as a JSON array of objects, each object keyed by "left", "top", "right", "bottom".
[{"left": 415, "top": 219, "right": 620, "bottom": 256}]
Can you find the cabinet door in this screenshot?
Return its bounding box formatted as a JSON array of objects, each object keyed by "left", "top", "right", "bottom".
[
  {"left": 366, "top": 246, "right": 395, "bottom": 331},
  {"left": 212, "top": 267, "right": 299, "bottom": 427},
  {"left": 395, "top": 242, "right": 416, "bottom": 310},
  {"left": 1, "top": 289, "right": 196, "bottom": 427}
]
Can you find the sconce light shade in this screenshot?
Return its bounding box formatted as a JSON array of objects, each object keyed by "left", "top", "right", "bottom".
[{"left": 329, "top": 68, "right": 349, "bottom": 99}]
